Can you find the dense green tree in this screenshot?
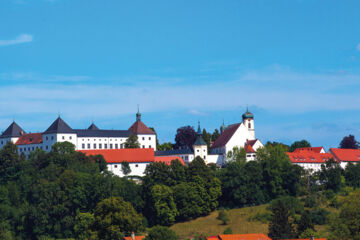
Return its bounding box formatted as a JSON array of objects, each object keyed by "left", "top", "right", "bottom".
[
  {"left": 211, "top": 129, "right": 220, "bottom": 142},
  {"left": 0, "top": 141, "right": 21, "bottom": 183},
  {"left": 120, "top": 161, "right": 131, "bottom": 176},
  {"left": 187, "top": 156, "right": 213, "bottom": 182},
  {"left": 149, "top": 185, "right": 178, "bottom": 226},
  {"left": 329, "top": 190, "right": 360, "bottom": 240},
  {"left": 339, "top": 134, "right": 359, "bottom": 149},
  {"left": 268, "top": 199, "right": 296, "bottom": 240},
  {"left": 202, "top": 128, "right": 212, "bottom": 150},
  {"left": 318, "top": 159, "right": 343, "bottom": 192},
  {"left": 144, "top": 226, "right": 179, "bottom": 240},
  {"left": 93, "top": 197, "right": 142, "bottom": 240},
  {"left": 289, "top": 140, "right": 311, "bottom": 152},
  {"left": 125, "top": 134, "right": 140, "bottom": 148},
  {"left": 297, "top": 210, "right": 314, "bottom": 237},
  {"left": 344, "top": 162, "right": 360, "bottom": 188},
  {"left": 74, "top": 212, "right": 96, "bottom": 240}
]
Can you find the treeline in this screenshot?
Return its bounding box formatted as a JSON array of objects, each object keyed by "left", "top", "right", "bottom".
[{"left": 1, "top": 140, "right": 360, "bottom": 239}]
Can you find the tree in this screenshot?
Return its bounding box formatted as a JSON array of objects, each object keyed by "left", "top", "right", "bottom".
[
  {"left": 158, "top": 142, "right": 173, "bottom": 151},
  {"left": 211, "top": 129, "right": 220, "bottom": 142},
  {"left": 217, "top": 210, "right": 230, "bottom": 225},
  {"left": 344, "top": 162, "right": 360, "bottom": 188},
  {"left": 318, "top": 159, "right": 343, "bottom": 192},
  {"left": 144, "top": 226, "right": 179, "bottom": 240},
  {"left": 149, "top": 185, "right": 178, "bottom": 226},
  {"left": 289, "top": 140, "right": 311, "bottom": 152},
  {"left": 174, "top": 126, "right": 197, "bottom": 149},
  {"left": 329, "top": 189, "right": 360, "bottom": 239},
  {"left": 74, "top": 212, "right": 97, "bottom": 240},
  {"left": 297, "top": 210, "right": 314, "bottom": 237},
  {"left": 202, "top": 129, "right": 212, "bottom": 150},
  {"left": 268, "top": 199, "right": 296, "bottom": 240},
  {"left": 125, "top": 134, "right": 140, "bottom": 148},
  {"left": 339, "top": 134, "right": 359, "bottom": 149},
  {"left": 120, "top": 161, "right": 131, "bottom": 176},
  {"left": 93, "top": 197, "right": 143, "bottom": 240},
  {"left": 226, "top": 147, "right": 246, "bottom": 163}
]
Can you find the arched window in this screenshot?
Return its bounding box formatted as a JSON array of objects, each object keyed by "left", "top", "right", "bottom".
[{"left": 248, "top": 122, "right": 251, "bottom": 128}]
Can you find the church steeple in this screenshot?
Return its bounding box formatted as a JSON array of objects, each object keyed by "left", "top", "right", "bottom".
[
  {"left": 136, "top": 105, "right": 141, "bottom": 121},
  {"left": 197, "top": 121, "right": 202, "bottom": 135},
  {"left": 220, "top": 119, "right": 226, "bottom": 133}
]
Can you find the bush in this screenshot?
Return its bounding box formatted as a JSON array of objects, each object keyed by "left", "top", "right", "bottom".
[
  {"left": 223, "top": 227, "right": 233, "bottom": 234},
  {"left": 217, "top": 210, "right": 230, "bottom": 225},
  {"left": 324, "top": 189, "right": 335, "bottom": 200},
  {"left": 304, "top": 195, "right": 317, "bottom": 208},
  {"left": 144, "top": 226, "right": 179, "bottom": 240},
  {"left": 269, "top": 196, "right": 304, "bottom": 216},
  {"left": 310, "top": 208, "right": 330, "bottom": 225}
]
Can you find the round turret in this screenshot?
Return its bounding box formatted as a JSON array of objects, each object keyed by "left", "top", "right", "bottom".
[{"left": 242, "top": 108, "right": 254, "bottom": 120}]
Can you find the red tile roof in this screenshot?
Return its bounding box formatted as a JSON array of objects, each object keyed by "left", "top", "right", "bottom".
[
  {"left": 15, "top": 133, "right": 43, "bottom": 145},
  {"left": 293, "top": 147, "right": 324, "bottom": 153},
  {"left": 246, "top": 139, "right": 258, "bottom": 147},
  {"left": 124, "top": 236, "right": 145, "bottom": 240},
  {"left": 79, "top": 148, "right": 154, "bottom": 163},
  {"left": 211, "top": 123, "right": 241, "bottom": 149},
  {"left": 287, "top": 150, "right": 333, "bottom": 163},
  {"left": 154, "top": 156, "right": 185, "bottom": 165},
  {"left": 330, "top": 148, "right": 360, "bottom": 162},
  {"left": 282, "top": 239, "right": 327, "bottom": 240},
  {"left": 245, "top": 144, "right": 256, "bottom": 153},
  {"left": 208, "top": 234, "right": 271, "bottom": 240},
  {"left": 129, "top": 120, "right": 155, "bottom": 135}
]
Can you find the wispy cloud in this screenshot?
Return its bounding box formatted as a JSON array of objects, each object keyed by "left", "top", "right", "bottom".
[
  {"left": 357, "top": 43, "right": 360, "bottom": 51},
  {"left": 0, "top": 34, "right": 33, "bottom": 47}
]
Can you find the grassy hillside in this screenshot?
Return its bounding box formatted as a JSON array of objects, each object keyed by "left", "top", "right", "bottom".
[
  {"left": 171, "top": 203, "right": 334, "bottom": 240},
  {"left": 171, "top": 204, "right": 269, "bottom": 239}
]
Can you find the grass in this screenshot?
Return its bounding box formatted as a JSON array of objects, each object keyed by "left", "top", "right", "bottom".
[
  {"left": 171, "top": 203, "right": 336, "bottom": 240},
  {"left": 171, "top": 204, "right": 270, "bottom": 239}
]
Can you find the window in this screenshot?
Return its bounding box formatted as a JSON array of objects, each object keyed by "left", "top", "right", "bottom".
[
  {"left": 204, "top": 155, "right": 206, "bottom": 159},
  {"left": 62, "top": 136, "right": 65, "bottom": 140},
  {"left": 149, "top": 137, "right": 151, "bottom": 140},
  {"left": 115, "top": 144, "right": 118, "bottom": 149},
  {"left": 93, "top": 144, "right": 96, "bottom": 149},
  {"left": 185, "top": 156, "right": 188, "bottom": 161},
  {"left": 203, "top": 149, "right": 206, "bottom": 152},
  {"left": 51, "top": 136, "right": 54, "bottom": 140},
  {"left": 197, "top": 149, "right": 199, "bottom": 152},
  {"left": 110, "top": 144, "right": 113, "bottom": 149},
  {"left": 114, "top": 165, "right": 117, "bottom": 168},
  {"left": 149, "top": 145, "right": 151, "bottom": 148},
  {"left": 1, "top": 141, "right": 3, "bottom": 144},
  {"left": 142, "top": 145, "right": 145, "bottom": 148},
  {"left": 248, "top": 123, "right": 251, "bottom": 128},
  {"left": 135, "top": 164, "right": 138, "bottom": 167},
  {"left": 87, "top": 143, "right": 90, "bottom": 149},
  {"left": 99, "top": 144, "right": 102, "bottom": 149},
  {"left": 105, "top": 144, "right": 107, "bottom": 149},
  {"left": 69, "top": 136, "right": 72, "bottom": 140},
  {"left": 82, "top": 144, "right": 85, "bottom": 149},
  {"left": 142, "top": 137, "right": 145, "bottom": 140},
  {"left": 46, "top": 146, "right": 48, "bottom": 150}
]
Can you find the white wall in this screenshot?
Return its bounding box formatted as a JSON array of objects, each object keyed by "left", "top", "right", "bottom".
[
  {"left": 194, "top": 145, "right": 208, "bottom": 161},
  {"left": 225, "top": 123, "right": 255, "bottom": 155},
  {"left": 107, "top": 162, "right": 150, "bottom": 177},
  {"left": 137, "top": 134, "right": 156, "bottom": 150},
  {"left": 77, "top": 137, "right": 127, "bottom": 150}
]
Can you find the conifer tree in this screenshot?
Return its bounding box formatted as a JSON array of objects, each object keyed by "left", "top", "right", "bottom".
[{"left": 268, "top": 199, "right": 296, "bottom": 240}]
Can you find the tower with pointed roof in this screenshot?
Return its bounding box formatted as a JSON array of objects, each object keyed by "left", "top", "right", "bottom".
[
  {"left": 0, "top": 121, "right": 26, "bottom": 148},
  {"left": 193, "top": 121, "right": 208, "bottom": 162},
  {"left": 242, "top": 106, "right": 255, "bottom": 139}
]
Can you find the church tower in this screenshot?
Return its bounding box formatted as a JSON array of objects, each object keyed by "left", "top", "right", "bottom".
[
  {"left": 193, "top": 121, "right": 208, "bottom": 162},
  {"left": 242, "top": 107, "right": 255, "bottom": 140}
]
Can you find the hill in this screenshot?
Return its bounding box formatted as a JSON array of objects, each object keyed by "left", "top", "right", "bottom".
[{"left": 171, "top": 204, "right": 269, "bottom": 239}]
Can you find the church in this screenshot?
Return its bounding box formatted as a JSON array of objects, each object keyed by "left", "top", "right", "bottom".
[
  {"left": 155, "top": 108, "right": 263, "bottom": 165},
  {"left": 0, "top": 110, "right": 157, "bottom": 155}
]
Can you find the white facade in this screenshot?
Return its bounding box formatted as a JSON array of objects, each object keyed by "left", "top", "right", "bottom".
[
  {"left": 107, "top": 162, "right": 150, "bottom": 178},
  {"left": 137, "top": 134, "right": 157, "bottom": 150}
]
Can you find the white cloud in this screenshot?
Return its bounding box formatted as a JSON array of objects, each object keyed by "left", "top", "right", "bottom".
[
  {"left": 0, "top": 34, "right": 33, "bottom": 47},
  {"left": 357, "top": 43, "right": 360, "bottom": 51}
]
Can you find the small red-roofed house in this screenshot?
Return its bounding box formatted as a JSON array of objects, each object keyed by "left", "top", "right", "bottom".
[
  {"left": 207, "top": 233, "right": 271, "bottom": 240},
  {"left": 287, "top": 147, "right": 333, "bottom": 172},
  {"left": 329, "top": 148, "right": 360, "bottom": 168}
]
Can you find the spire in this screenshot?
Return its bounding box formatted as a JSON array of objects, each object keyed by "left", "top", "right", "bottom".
[
  {"left": 197, "top": 121, "right": 201, "bottom": 135},
  {"left": 136, "top": 104, "right": 141, "bottom": 121},
  {"left": 220, "top": 119, "right": 226, "bottom": 133}
]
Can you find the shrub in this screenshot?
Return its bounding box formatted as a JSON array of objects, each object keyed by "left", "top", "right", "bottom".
[
  {"left": 310, "top": 208, "right": 330, "bottom": 225},
  {"left": 223, "top": 227, "right": 233, "bottom": 234},
  {"left": 269, "top": 196, "right": 304, "bottom": 216},
  {"left": 248, "top": 212, "right": 271, "bottom": 223},
  {"left": 217, "top": 210, "right": 230, "bottom": 225}
]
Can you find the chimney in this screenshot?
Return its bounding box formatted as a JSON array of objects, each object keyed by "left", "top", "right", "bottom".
[{"left": 131, "top": 232, "right": 135, "bottom": 240}]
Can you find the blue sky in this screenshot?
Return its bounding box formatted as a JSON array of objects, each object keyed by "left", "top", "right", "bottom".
[{"left": 1, "top": 0, "right": 360, "bottom": 149}]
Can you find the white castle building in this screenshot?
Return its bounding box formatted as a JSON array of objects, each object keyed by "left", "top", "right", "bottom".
[
  {"left": 0, "top": 110, "right": 157, "bottom": 155},
  {"left": 155, "top": 108, "right": 263, "bottom": 165}
]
